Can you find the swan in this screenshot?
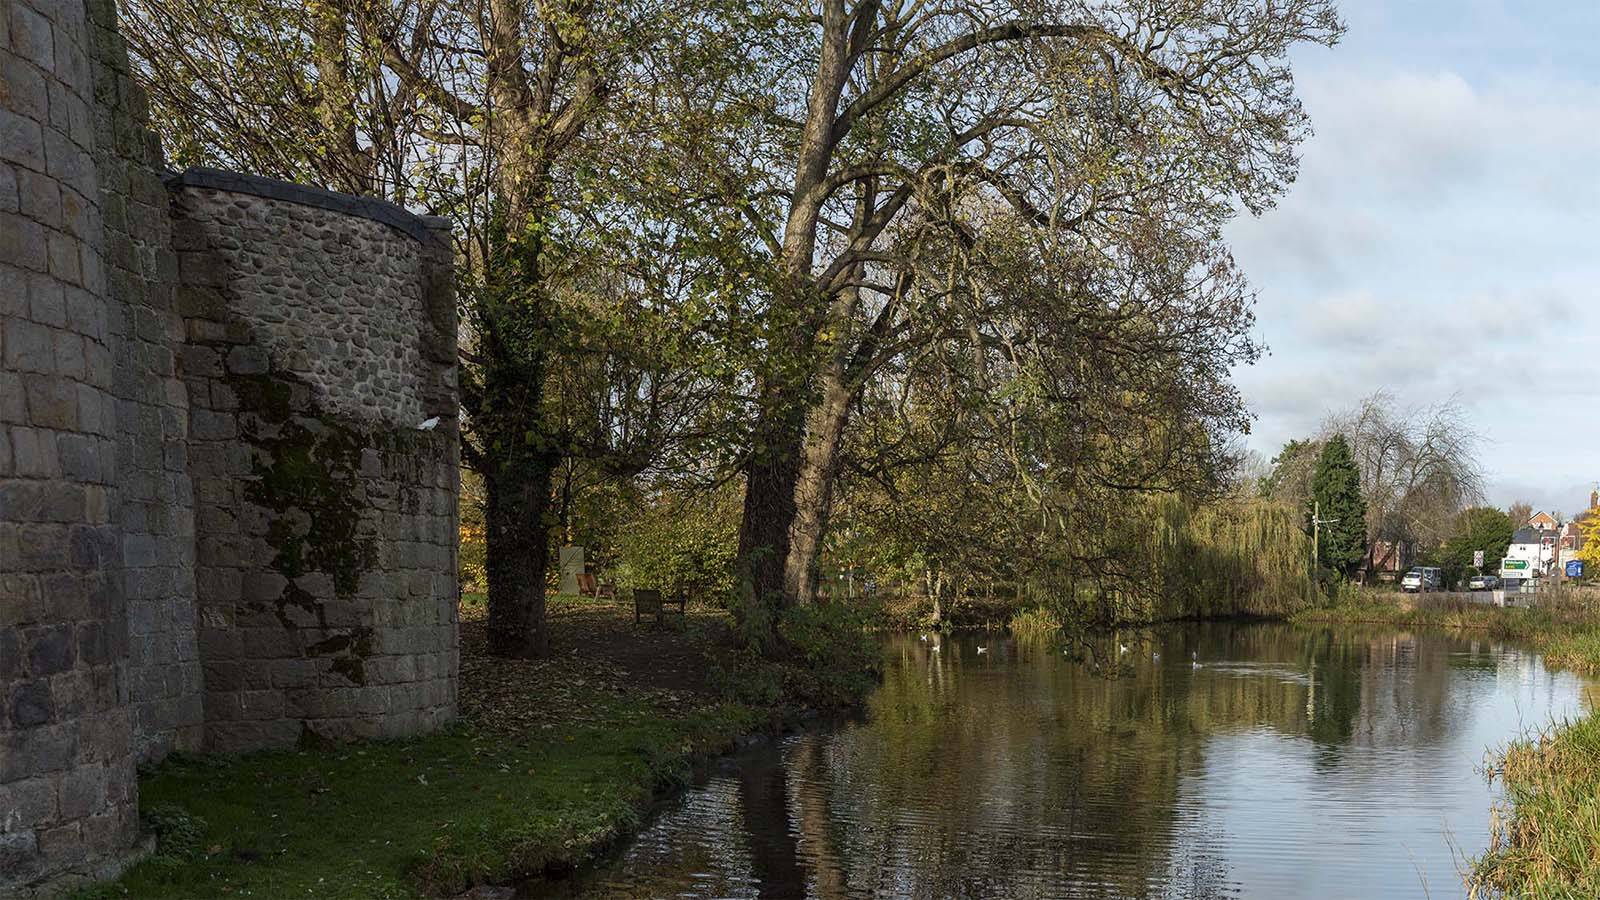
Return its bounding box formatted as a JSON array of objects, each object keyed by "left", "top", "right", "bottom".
[{"left": 977, "top": 646, "right": 988, "bottom": 655}]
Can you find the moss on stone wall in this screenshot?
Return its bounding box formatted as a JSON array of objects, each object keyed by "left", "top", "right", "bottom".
[{"left": 232, "top": 372, "right": 377, "bottom": 599}]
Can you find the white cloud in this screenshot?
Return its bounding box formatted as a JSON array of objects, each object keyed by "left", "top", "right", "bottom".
[
  {"left": 1299, "top": 290, "right": 1388, "bottom": 347},
  {"left": 1225, "top": 49, "right": 1600, "bottom": 502}
]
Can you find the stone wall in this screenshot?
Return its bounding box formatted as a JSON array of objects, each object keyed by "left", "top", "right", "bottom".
[
  {"left": 170, "top": 173, "right": 458, "bottom": 753},
  {"left": 2, "top": 0, "right": 143, "bottom": 888},
  {"left": 90, "top": 0, "right": 202, "bottom": 765},
  {"left": 1, "top": 0, "right": 459, "bottom": 893}
]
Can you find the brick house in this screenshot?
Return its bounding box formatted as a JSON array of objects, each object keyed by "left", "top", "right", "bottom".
[{"left": 1364, "top": 540, "right": 1412, "bottom": 580}]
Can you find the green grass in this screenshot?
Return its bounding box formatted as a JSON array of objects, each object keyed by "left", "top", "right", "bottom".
[
  {"left": 1007, "top": 606, "right": 1063, "bottom": 640},
  {"left": 81, "top": 590, "right": 877, "bottom": 898},
  {"left": 81, "top": 697, "right": 763, "bottom": 899}
]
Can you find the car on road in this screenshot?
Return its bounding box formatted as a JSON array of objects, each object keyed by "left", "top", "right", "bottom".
[
  {"left": 1401, "top": 567, "right": 1444, "bottom": 593},
  {"left": 1468, "top": 574, "right": 1500, "bottom": 591}
]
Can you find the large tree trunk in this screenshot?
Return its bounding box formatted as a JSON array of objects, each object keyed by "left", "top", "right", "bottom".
[
  {"left": 783, "top": 362, "right": 853, "bottom": 604},
  {"left": 308, "top": 1, "right": 369, "bottom": 194},
  {"left": 735, "top": 3, "right": 854, "bottom": 634},
  {"left": 484, "top": 456, "right": 555, "bottom": 656},
  {"left": 475, "top": 105, "right": 558, "bottom": 655},
  {"left": 736, "top": 401, "right": 806, "bottom": 635}
]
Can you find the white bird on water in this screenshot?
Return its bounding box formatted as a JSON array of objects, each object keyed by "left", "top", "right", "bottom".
[
  {"left": 1119, "top": 643, "right": 1129, "bottom": 655},
  {"left": 1191, "top": 651, "right": 1203, "bottom": 669},
  {"left": 977, "top": 646, "right": 988, "bottom": 655},
  {"left": 416, "top": 416, "right": 441, "bottom": 431},
  {"left": 930, "top": 644, "right": 940, "bottom": 653}
]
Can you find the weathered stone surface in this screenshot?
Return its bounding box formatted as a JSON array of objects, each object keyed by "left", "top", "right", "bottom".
[
  {"left": 1, "top": 0, "right": 457, "bottom": 892},
  {"left": 172, "top": 175, "right": 458, "bottom": 760}
]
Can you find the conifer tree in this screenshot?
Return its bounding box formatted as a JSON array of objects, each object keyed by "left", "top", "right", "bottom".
[{"left": 1311, "top": 435, "right": 1367, "bottom": 579}]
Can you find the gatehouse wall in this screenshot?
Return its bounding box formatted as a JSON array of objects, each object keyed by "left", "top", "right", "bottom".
[{"left": 0, "top": 0, "right": 460, "bottom": 892}]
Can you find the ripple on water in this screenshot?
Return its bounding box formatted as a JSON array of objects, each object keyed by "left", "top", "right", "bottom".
[{"left": 565, "top": 623, "right": 1591, "bottom": 900}]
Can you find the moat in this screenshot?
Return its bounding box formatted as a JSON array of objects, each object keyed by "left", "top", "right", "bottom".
[{"left": 567, "top": 622, "right": 1591, "bottom": 899}]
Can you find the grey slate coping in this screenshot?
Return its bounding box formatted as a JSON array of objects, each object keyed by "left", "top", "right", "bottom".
[{"left": 163, "top": 167, "right": 451, "bottom": 243}]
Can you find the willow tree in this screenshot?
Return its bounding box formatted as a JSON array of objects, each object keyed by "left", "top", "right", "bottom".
[
  {"left": 823, "top": 197, "right": 1269, "bottom": 620},
  {"left": 671, "top": 0, "right": 1343, "bottom": 636},
  {"left": 1323, "top": 392, "right": 1484, "bottom": 572},
  {"left": 123, "top": 0, "right": 745, "bottom": 656}
]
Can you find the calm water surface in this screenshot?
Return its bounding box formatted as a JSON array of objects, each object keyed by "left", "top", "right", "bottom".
[{"left": 567, "top": 622, "right": 1593, "bottom": 899}]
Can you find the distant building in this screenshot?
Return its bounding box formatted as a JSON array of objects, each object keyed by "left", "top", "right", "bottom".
[
  {"left": 1561, "top": 521, "right": 1582, "bottom": 552},
  {"left": 1364, "top": 540, "right": 1412, "bottom": 580},
  {"left": 1507, "top": 526, "right": 1555, "bottom": 576},
  {"left": 1529, "top": 510, "right": 1560, "bottom": 532},
  {"left": 1570, "top": 486, "right": 1599, "bottom": 555}
]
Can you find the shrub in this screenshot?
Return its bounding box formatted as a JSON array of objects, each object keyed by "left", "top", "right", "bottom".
[
  {"left": 709, "top": 602, "right": 880, "bottom": 711},
  {"left": 458, "top": 469, "right": 487, "bottom": 593},
  {"left": 140, "top": 803, "right": 208, "bottom": 870},
  {"left": 1009, "top": 606, "right": 1062, "bottom": 640},
  {"left": 458, "top": 521, "right": 487, "bottom": 594},
  {"left": 778, "top": 604, "right": 880, "bottom": 707},
  {"left": 614, "top": 488, "right": 740, "bottom": 597}
]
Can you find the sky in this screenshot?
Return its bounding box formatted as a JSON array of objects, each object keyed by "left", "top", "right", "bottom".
[{"left": 1223, "top": 0, "right": 1600, "bottom": 517}]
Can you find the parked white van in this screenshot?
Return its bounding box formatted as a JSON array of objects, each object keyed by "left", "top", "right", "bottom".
[{"left": 1400, "top": 567, "right": 1443, "bottom": 593}]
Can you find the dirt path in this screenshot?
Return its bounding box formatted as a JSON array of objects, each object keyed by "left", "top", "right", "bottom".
[{"left": 458, "top": 597, "right": 737, "bottom": 733}]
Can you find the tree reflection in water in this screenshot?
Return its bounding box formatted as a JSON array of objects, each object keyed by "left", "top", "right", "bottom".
[{"left": 568, "top": 623, "right": 1589, "bottom": 900}]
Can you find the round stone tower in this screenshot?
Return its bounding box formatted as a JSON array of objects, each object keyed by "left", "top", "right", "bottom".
[{"left": 2, "top": 0, "right": 143, "bottom": 890}]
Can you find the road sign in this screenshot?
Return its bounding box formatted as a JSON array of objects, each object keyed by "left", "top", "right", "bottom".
[
  {"left": 1504, "top": 558, "right": 1529, "bottom": 571},
  {"left": 1568, "top": 560, "right": 1585, "bottom": 579},
  {"left": 1474, "top": 550, "right": 1484, "bottom": 568}
]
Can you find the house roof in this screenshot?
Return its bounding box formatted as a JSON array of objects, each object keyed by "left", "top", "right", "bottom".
[{"left": 1512, "top": 526, "right": 1542, "bottom": 544}]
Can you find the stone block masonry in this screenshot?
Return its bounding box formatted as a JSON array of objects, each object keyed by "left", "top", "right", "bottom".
[
  {"left": 3, "top": 0, "right": 142, "bottom": 891},
  {"left": 1, "top": 0, "right": 460, "bottom": 893},
  {"left": 170, "top": 174, "right": 458, "bottom": 753}
]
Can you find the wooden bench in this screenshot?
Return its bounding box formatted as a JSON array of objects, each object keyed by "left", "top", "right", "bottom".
[
  {"left": 575, "top": 572, "right": 616, "bottom": 600},
  {"left": 633, "top": 588, "right": 686, "bottom": 626}
]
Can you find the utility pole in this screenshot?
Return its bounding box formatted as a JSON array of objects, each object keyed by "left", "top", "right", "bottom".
[{"left": 1310, "top": 500, "right": 1340, "bottom": 577}]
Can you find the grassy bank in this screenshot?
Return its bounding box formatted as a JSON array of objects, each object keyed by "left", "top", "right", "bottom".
[
  {"left": 83, "top": 596, "right": 875, "bottom": 898},
  {"left": 95, "top": 702, "right": 760, "bottom": 898},
  {"left": 1288, "top": 588, "right": 1600, "bottom": 897},
  {"left": 1471, "top": 713, "right": 1600, "bottom": 898},
  {"left": 1292, "top": 588, "right": 1600, "bottom": 677}
]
